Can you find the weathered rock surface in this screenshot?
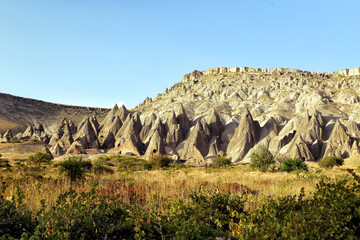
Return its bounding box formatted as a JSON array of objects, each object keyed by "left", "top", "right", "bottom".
[{"left": 1, "top": 66, "right": 360, "bottom": 162}]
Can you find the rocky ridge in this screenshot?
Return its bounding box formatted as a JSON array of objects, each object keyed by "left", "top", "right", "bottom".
[{"left": 1, "top": 67, "right": 360, "bottom": 164}]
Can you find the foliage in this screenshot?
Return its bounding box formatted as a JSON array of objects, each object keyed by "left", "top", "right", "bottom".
[
  {"left": 33, "top": 187, "right": 134, "bottom": 239},
  {"left": 148, "top": 154, "right": 171, "bottom": 169},
  {"left": 0, "top": 183, "right": 36, "bottom": 239},
  {"left": 212, "top": 157, "right": 232, "bottom": 168},
  {"left": 57, "top": 157, "right": 92, "bottom": 181},
  {"left": 318, "top": 156, "right": 344, "bottom": 169},
  {"left": 92, "top": 158, "right": 114, "bottom": 174},
  {"left": 114, "top": 155, "right": 148, "bottom": 172},
  {"left": 232, "top": 171, "right": 360, "bottom": 239},
  {"left": 133, "top": 187, "right": 246, "bottom": 239},
  {"left": 27, "top": 151, "right": 53, "bottom": 166},
  {"left": 250, "top": 146, "right": 275, "bottom": 172},
  {"left": 279, "top": 157, "right": 308, "bottom": 172}
]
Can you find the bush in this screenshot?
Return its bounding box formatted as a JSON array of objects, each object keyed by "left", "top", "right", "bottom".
[
  {"left": 232, "top": 170, "right": 360, "bottom": 239},
  {"left": 92, "top": 158, "right": 114, "bottom": 174},
  {"left": 114, "top": 155, "right": 148, "bottom": 172},
  {"left": 33, "top": 187, "right": 134, "bottom": 239},
  {"left": 250, "top": 146, "right": 275, "bottom": 172},
  {"left": 318, "top": 156, "right": 344, "bottom": 169},
  {"left": 0, "top": 184, "right": 36, "bottom": 238},
  {"left": 27, "top": 151, "right": 53, "bottom": 166},
  {"left": 57, "top": 157, "right": 92, "bottom": 181},
  {"left": 212, "top": 157, "right": 232, "bottom": 168},
  {"left": 279, "top": 158, "right": 308, "bottom": 172},
  {"left": 148, "top": 154, "right": 171, "bottom": 169}
]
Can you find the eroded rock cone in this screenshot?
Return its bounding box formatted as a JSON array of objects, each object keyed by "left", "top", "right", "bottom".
[
  {"left": 49, "top": 119, "right": 74, "bottom": 148},
  {"left": 324, "top": 120, "right": 352, "bottom": 158},
  {"left": 2, "top": 130, "right": 13, "bottom": 141},
  {"left": 176, "top": 103, "right": 191, "bottom": 136},
  {"left": 50, "top": 142, "right": 66, "bottom": 156},
  {"left": 143, "top": 118, "right": 165, "bottom": 145},
  {"left": 66, "top": 141, "right": 86, "bottom": 155},
  {"left": 298, "top": 112, "right": 324, "bottom": 143},
  {"left": 227, "top": 109, "right": 260, "bottom": 162},
  {"left": 285, "top": 134, "right": 314, "bottom": 161},
  {"left": 21, "top": 125, "right": 34, "bottom": 139},
  {"left": 206, "top": 109, "right": 224, "bottom": 137},
  {"left": 139, "top": 113, "right": 157, "bottom": 143},
  {"left": 165, "top": 112, "right": 184, "bottom": 147},
  {"left": 42, "top": 147, "right": 54, "bottom": 160},
  {"left": 116, "top": 104, "right": 129, "bottom": 122},
  {"left": 100, "top": 116, "right": 122, "bottom": 149},
  {"left": 114, "top": 113, "right": 144, "bottom": 155},
  {"left": 144, "top": 129, "right": 166, "bottom": 160},
  {"left": 100, "top": 104, "right": 118, "bottom": 129},
  {"left": 179, "top": 120, "right": 209, "bottom": 160},
  {"left": 74, "top": 117, "right": 98, "bottom": 149}
]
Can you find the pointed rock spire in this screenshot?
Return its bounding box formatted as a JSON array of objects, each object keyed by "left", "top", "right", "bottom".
[
  {"left": 227, "top": 109, "right": 260, "bottom": 162},
  {"left": 144, "top": 129, "right": 166, "bottom": 160},
  {"left": 176, "top": 103, "right": 191, "bottom": 136},
  {"left": 324, "top": 120, "right": 352, "bottom": 158},
  {"left": 207, "top": 109, "right": 224, "bottom": 137}
]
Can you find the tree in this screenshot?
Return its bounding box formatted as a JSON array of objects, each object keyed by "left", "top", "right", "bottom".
[{"left": 250, "top": 146, "right": 275, "bottom": 172}]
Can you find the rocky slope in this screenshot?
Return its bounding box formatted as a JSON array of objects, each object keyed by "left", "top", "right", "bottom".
[
  {"left": 0, "top": 93, "right": 109, "bottom": 133},
  {"left": 1, "top": 67, "right": 360, "bottom": 164}
]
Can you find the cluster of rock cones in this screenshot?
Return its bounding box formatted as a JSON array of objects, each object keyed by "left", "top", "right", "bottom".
[
  {"left": 1, "top": 66, "right": 359, "bottom": 164},
  {"left": 1, "top": 104, "right": 359, "bottom": 164}
]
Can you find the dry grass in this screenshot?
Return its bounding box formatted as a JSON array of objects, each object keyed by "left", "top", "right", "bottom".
[{"left": 1, "top": 154, "right": 359, "bottom": 213}]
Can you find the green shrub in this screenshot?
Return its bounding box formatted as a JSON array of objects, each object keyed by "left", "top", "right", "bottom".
[
  {"left": 143, "top": 163, "right": 153, "bottom": 170},
  {"left": 212, "top": 157, "right": 232, "bottom": 168},
  {"left": 115, "top": 155, "right": 148, "bottom": 172},
  {"left": 318, "top": 156, "right": 344, "bottom": 169},
  {"left": 27, "top": 151, "right": 53, "bottom": 166},
  {"left": 232, "top": 170, "right": 360, "bottom": 239},
  {"left": 0, "top": 184, "right": 36, "bottom": 238},
  {"left": 250, "top": 146, "right": 275, "bottom": 172},
  {"left": 92, "top": 158, "right": 114, "bottom": 174},
  {"left": 279, "top": 157, "right": 308, "bottom": 172},
  {"left": 57, "top": 157, "right": 92, "bottom": 181},
  {"left": 33, "top": 187, "right": 134, "bottom": 239},
  {"left": 135, "top": 187, "right": 246, "bottom": 239},
  {"left": 148, "top": 154, "right": 171, "bottom": 169}
]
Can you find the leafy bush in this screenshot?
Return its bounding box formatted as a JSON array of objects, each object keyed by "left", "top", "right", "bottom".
[
  {"left": 115, "top": 155, "right": 148, "bottom": 172},
  {"left": 232, "top": 170, "right": 360, "bottom": 239},
  {"left": 57, "top": 157, "right": 92, "bottom": 181},
  {"left": 27, "top": 151, "right": 53, "bottom": 166},
  {"left": 212, "top": 157, "right": 232, "bottom": 168},
  {"left": 318, "top": 156, "right": 344, "bottom": 169},
  {"left": 92, "top": 158, "right": 114, "bottom": 174},
  {"left": 134, "top": 187, "right": 246, "bottom": 239},
  {"left": 148, "top": 154, "right": 171, "bottom": 169},
  {"left": 0, "top": 184, "right": 36, "bottom": 239},
  {"left": 33, "top": 187, "right": 134, "bottom": 239},
  {"left": 279, "top": 157, "right": 308, "bottom": 172},
  {"left": 250, "top": 146, "right": 275, "bottom": 172}
]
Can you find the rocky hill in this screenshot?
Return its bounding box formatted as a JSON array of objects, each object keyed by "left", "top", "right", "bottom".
[
  {"left": 1, "top": 67, "right": 360, "bottom": 164},
  {"left": 0, "top": 93, "right": 109, "bottom": 134}
]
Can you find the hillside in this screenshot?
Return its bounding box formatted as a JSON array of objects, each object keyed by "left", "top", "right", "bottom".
[
  {"left": 1, "top": 66, "right": 360, "bottom": 164},
  {"left": 0, "top": 93, "right": 109, "bottom": 134}
]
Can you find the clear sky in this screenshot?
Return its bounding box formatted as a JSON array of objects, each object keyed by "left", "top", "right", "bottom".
[{"left": 1, "top": 0, "right": 359, "bottom": 109}]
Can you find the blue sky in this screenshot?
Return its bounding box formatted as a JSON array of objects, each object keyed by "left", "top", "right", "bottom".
[{"left": 1, "top": 0, "right": 359, "bottom": 108}]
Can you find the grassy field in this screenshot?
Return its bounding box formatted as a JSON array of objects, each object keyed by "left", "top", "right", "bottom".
[{"left": 1, "top": 152, "right": 359, "bottom": 213}]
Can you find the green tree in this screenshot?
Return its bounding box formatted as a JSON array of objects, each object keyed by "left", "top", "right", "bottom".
[
  {"left": 318, "top": 156, "right": 344, "bottom": 169},
  {"left": 250, "top": 145, "right": 275, "bottom": 172},
  {"left": 212, "top": 157, "right": 232, "bottom": 168},
  {"left": 27, "top": 151, "right": 53, "bottom": 167},
  {"left": 57, "top": 157, "right": 92, "bottom": 181},
  {"left": 279, "top": 158, "right": 308, "bottom": 172}
]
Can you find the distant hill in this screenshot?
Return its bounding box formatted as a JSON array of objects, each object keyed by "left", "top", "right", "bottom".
[{"left": 0, "top": 93, "right": 109, "bottom": 134}]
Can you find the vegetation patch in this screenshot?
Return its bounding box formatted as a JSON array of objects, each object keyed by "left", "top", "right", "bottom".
[
  {"left": 318, "top": 156, "right": 344, "bottom": 169},
  {"left": 279, "top": 157, "right": 308, "bottom": 172},
  {"left": 250, "top": 146, "right": 275, "bottom": 172}
]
